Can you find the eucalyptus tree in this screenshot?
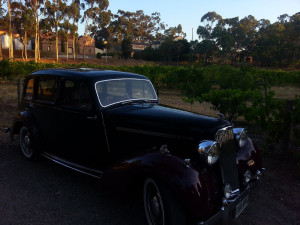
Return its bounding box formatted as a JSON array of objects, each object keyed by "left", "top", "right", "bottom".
[
  {"left": 26, "top": 0, "right": 46, "bottom": 62},
  {"left": 198, "top": 11, "right": 222, "bottom": 37},
  {"left": 11, "top": 1, "right": 35, "bottom": 59},
  {"left": 121, "top": 37, "right": 131, "bottom": 59},
  {"left": 80, "top": 0, "right": 110, "bottom": 58},
  {"left": 0, "top": 0, "right": 16, "bottom": 59},
  {"left": 286, "top": 13, "right": 300, "bottom": 62},
  {"left": 197, "top": 11, "right": 222, "bottom": 63},
  {"left": 59, "top": 20, "right": 74, "bottom": 61},
  {"left": 7, "top": 0, "right": 13, "bottom": 59},
  {"left": 0, "top": 0, "right": 7, "bottom": 59},
  {"left": 68, "top": 1, "right": 80, "bottom": 60},
  {"left": 110, "top": 10, "right": 165, "bottom": 43},
  {"left": 164, "top": 24, "right": 186, "bottom": 37},
  {"left": 81, "top": 0, "right": 109, "bottom": 36},
  {"left": 44, "top": 0, "right": 67, "bottom": 62}
]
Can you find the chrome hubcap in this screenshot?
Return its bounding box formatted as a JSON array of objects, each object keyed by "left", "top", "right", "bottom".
[
  {"left": 20, "top": 127, "right": 33, "bottom": 158},
  {"left": 150, "top": 195, "right": 160, "bottom": 218},
  {"left": 144, "top": 179, "right": 165, "bottom": 225}
]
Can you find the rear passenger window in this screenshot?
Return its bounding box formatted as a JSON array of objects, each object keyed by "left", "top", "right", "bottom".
[
  {"left": 61, "top": 80, "right": 92, "bottom": 110},
  {"left": 37, "top": 77, "right": 57, "bottom": 103},
  {"left": 24, "top": 78, "right": 34, "bottom": 99}
]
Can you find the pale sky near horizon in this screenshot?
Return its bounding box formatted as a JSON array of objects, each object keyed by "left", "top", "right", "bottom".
[{"left": 81, "top": 0, "right": 300, "bottom": 41}]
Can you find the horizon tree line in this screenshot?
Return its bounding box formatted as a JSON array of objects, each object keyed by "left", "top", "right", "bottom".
[{"left": 0, "top": 0, "right": 299, "bottom": 67}]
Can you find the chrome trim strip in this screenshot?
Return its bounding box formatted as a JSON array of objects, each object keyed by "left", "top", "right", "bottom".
[
  {"left": 94, "top": 78, "right": 158, "bottom": 108},
  {"left": 115, "top": 127, "right": 193, "bottom": 140},
  {"left": 41, "top": 152, "right": 103, "bottom": 179}
]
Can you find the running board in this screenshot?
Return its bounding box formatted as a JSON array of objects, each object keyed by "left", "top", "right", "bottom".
[{"left": 41, "top": 152, "right": 103, "bottom": 179}]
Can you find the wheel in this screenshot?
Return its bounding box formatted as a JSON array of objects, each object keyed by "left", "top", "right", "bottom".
[
  {"left": 143, "top": 178, "right": 186, "bottom": 225},
  {"left": 19, "top": 126, "right": 38, "bottom": 160}
]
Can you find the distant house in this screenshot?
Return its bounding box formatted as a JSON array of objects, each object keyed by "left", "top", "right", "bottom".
[
  {"left": 1, "top": 34, "right": 33, "bottom": 51},
  {"left": 134, "top": 35, "right": 184, "bottom": 52},
  {"left": 40, "top": 37, "right": 74, "bottom": 54},
  {"left": 40, "top": 35, "right": 95, "bottom": 57},
  {"left": 78, "top": 35, "right": 95, "bottom": 57},
  {"left": 173, "top": 35, "right": 183, "bottom": 41},
  {"left": 151, "top": 41, "right": 161, "bottom": 49},
  {"left": 131, "top": 42, "right": 149, "bottom": 52},
  {"left": 131, "top": 42, "right": 150, "bottom": 57},
  {"left": 1, "top": 32, "right": 96, "bottom": 58}
]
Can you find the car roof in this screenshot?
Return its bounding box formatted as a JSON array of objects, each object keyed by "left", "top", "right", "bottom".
[{"left": 31, "top": 68, "right": 149, "bottom": 81}]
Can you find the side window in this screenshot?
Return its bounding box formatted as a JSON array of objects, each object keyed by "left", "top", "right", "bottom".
[
  {"left": 36, "top": 76, "right": 57, "bottom": 103},
  {"left": 24, "top": 78, "right": 34, "bottom": 99},
  {"left": 61, "top": 80, "right": 92, "bottom": 110}
]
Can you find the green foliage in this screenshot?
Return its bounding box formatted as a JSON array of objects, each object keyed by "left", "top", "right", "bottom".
[
  {"left": 292, "top": 97, "right": 300, "bottom": 147},
  {"left": 200, "top": 89, "right": 257, "bottom": 121},
  {"left": 121, "top": 38, "right": 132, "bottom": 59},
  {"left": 96, "top": 52, "right": 102, "bottom": 59}
]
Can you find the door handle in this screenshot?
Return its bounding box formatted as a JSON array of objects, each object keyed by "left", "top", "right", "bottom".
[{"left": 87, "top": 115, "right": 97, "bottom": 120}]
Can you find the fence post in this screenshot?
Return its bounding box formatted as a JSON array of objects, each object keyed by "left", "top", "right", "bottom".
[
  {"left": 17, "top": 78, "right": 23, "bottom": 109},
  {"left": 281, "top": 100, "right": 294, "bottom": 152}
]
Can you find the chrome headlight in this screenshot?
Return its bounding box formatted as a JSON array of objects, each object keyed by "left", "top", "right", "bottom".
[
  {"left": 233, "top": 128, "right": 248, "bottom": 148},
  {"left": 198, "top": 140, "right": 220, "bottom": 165}
]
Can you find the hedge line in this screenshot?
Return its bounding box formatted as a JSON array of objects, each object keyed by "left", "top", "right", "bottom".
[{"left": 1, "top": 59, "right": 300, "bottom": 88}]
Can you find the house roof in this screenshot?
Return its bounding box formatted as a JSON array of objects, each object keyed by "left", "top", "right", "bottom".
[{"left": 132, "top": 42, "right": 149, "bottom": 46}]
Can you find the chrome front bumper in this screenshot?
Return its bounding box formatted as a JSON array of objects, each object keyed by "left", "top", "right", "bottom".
[{"left": 198, "top": 168, "right": 265, "bottom": 225}]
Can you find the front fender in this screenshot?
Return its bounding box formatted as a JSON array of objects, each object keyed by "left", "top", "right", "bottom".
[
  {"left": 11, "top": 111, "right": 40, "bottom": 143},
  {"left": 236, "top": 138, "right": 263, "bottom": 177},
  {"left": 101, "top": 151, "right": 221, "bottom": 220}
]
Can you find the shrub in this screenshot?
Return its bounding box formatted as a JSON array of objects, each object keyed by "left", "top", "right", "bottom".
[{"left": 96, "top": 52, "right": 102, "bottom": 59}]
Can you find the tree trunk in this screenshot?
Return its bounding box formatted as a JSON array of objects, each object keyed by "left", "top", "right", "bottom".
[
  {"left": 24, "top": 31, "right": 28, "bottom": 60},
  {"left": 66, "top": 38, "right": 68, "bottom": 62},
  {"left": 0, "top": 35, "right": 2, "bottom": 59},
  {"left": 55, "top": 25, "right": 58, "bottom": 62},
  {"left": 8, "top": 0, "right": 14, "bottom": 60},
  {"left": 55, "top": 0, "right": 59, "bottom": 62},
  {"left": 38, "top": 34, "right": 40, "bottom": 60},
  {"left": 83, "top": 44, "right": 85, "bottom": 60},
  {"left": 73, "top": 34, "right": 75, "bottom": 61},
  {"left": 34, "top": 0, "right": 38, "bottom": 62}
]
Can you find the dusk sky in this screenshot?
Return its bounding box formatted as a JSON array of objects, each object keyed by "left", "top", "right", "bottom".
[{"left": 78, "top": 0, "right": 300, "bottom": 41}]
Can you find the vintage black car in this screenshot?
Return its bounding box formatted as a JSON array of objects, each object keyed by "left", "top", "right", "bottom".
[{"left": 9, "top": 68, "right": 264, "bottom": 225}]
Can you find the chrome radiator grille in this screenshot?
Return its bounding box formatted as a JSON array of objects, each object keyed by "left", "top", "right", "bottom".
[{"left": 216, "top": 127, "right": 240, "bottom": 191}]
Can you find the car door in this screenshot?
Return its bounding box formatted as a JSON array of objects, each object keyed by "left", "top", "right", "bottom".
[
  {"left": 55, "top": 78, "right": 109, "bottom": 169},
  {"left": 28, "top": 75, "right": 58, "bottom": 151}
]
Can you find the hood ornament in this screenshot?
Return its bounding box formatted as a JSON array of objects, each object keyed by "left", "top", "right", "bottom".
[{"left": 160, "top": 145, "right": 170, "bottom": 154}]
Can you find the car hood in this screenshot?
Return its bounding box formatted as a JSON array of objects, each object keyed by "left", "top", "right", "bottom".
[{"left": 103, "top": 103, "right": 230, "bottom": 141}]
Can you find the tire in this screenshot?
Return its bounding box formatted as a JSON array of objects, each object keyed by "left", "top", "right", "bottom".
[
  {"left": 19, "top": 126, "right": 39, "bottom": 160},
  {"left": 143, "top": 178, "right": 186, "bottom": 225}
]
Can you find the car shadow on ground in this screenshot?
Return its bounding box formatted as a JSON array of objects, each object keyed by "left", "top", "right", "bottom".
[{"left": 0, "top": 140, "right": 146, "bottom": 225}]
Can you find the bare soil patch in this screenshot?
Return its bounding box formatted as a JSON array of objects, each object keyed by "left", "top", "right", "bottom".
[
  {"left": 11, "top": 57, "right": 156, "bottom": 66},
  {"left": 0, "top": 82, "right": 300, "bottom": 225}
]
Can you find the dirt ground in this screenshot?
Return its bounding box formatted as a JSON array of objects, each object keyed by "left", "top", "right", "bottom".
[
  {"left": 10, "top": 56, "right": 156, "bottom": 66},
  {"left": 0, "top": 82, "right": 300, "bottom": 225}
]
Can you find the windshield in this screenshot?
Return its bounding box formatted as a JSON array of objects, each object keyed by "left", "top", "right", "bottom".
[{"left": 95, "top": 78, "right": 158, "bottom": 107}]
